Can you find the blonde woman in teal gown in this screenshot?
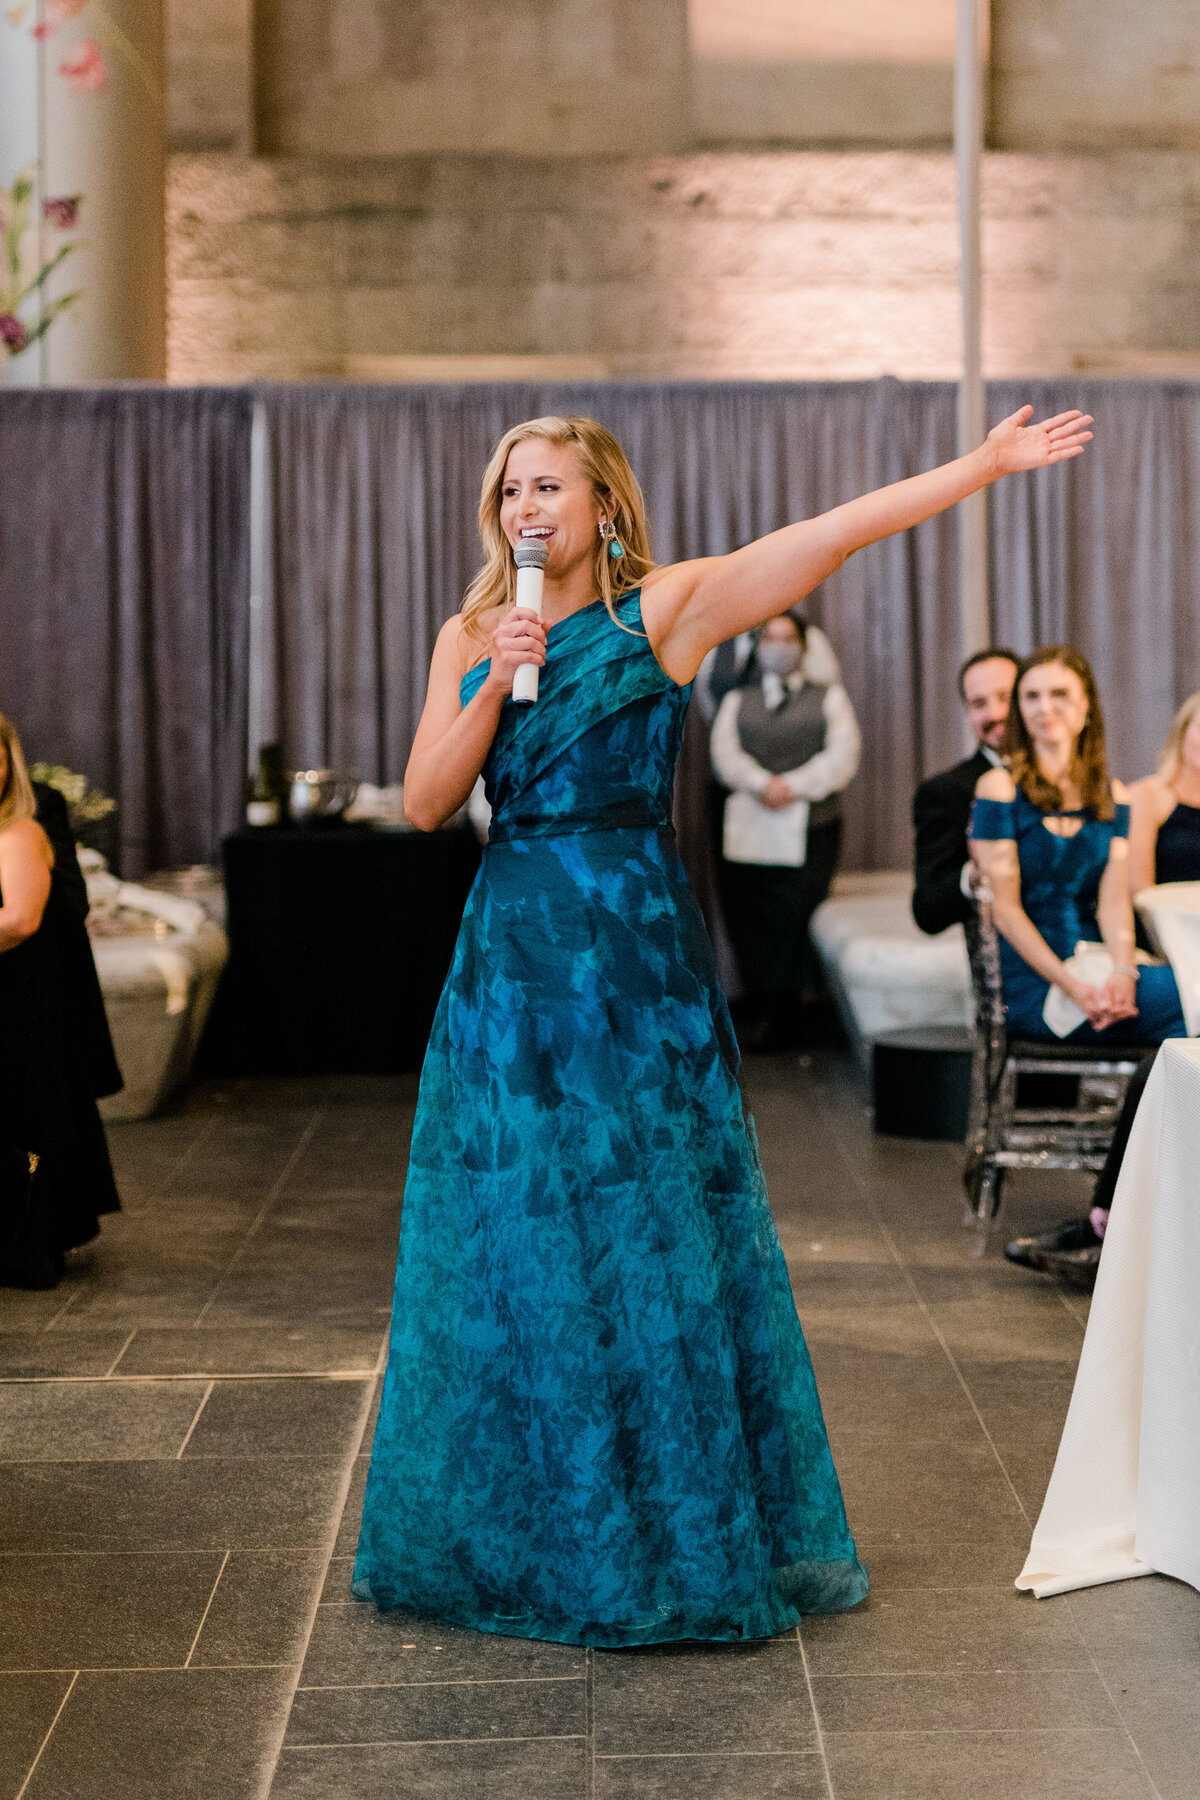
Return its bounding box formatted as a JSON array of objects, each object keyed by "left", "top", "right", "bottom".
[{"left": 353, "top": 405, "right": 1093, "bottom": 1647}]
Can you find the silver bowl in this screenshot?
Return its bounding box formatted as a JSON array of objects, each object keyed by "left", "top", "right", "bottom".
[{"left": 287, "top": 769, "right": 359, "bottom": 824}]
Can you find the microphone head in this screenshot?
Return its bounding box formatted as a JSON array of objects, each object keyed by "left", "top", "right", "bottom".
[{"left": 513, "top": 536, "right": 550, "bottom": 570}]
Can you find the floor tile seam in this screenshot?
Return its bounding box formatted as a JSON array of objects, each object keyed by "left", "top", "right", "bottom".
[
  {"left": 175, "top": 1381, "right": 216, "bottom": 1459},
  {"left": 191, "top": 1107, "right": 327, "bottom": 1328},
  {"left": 1056, "top": 1290, "right": 1090, "bottom": 1334},
  {"left": 593, "top": 1750, "right": 825, "bottom": 1761},
  {"left": 1, "top": 1662, "right": 301, "bottom": 1675},
  {"left": 283, "top": 1733, "right": 588, "bottom": 1751},
  {"left": 815, "top": 1093, "right": 1034, "bottom": 1532},
  {"left": 13, "top": 1667, "right": 77, "bottom": 1800},
  {"left": 1059, "top": 1593, "right": 1169, "bottom": 1800},
  {"left": 0, "top": 1369, "right": 381, "bottom": 1385},
  {"left": 0, "top": 1453, "right": 350, "bottom": 1470},
  {"left": 259, "top": 1366, "right": 383, "bottom": 1797},
  {"left": 818, "top": 1725, "right": 1131, "bottom": 1738},
  {"left": 0, "top": 1548, "right": 327, "bottom": 1559},
  {"left": 295, "top": 1677, "right": 587, "bottom": 1692},
  {"left": 40, "top": 1290, "right": 81, "bottom": 1334},
  {"left": 806, "top": 1664, "right": 1106, "bottom": 1678},
  {"left": 102, "top": 1330, "right": 138, "bottom": 1378},
  {"left": 184, "top": 1548, "right": 231, "bottom": 1667},
  {"left": 796, "top": 1626, "right": 838, "bottom": 1800},
  {"left": 161, "top": 1116, "right": 223, "bottom": 1196}
]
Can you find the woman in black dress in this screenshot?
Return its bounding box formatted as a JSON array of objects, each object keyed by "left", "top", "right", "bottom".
[
  {"left": 0, "top": 713, "right": 122, "bottom": 1288},
  {"left": 1128, "top": 690, "right": 1200, "bottom": 892}
]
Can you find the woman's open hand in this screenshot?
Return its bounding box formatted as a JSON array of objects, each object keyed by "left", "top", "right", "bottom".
[
  {"left": 485, "top": 607, "right": 547, "bottom": 697},
  {"left": 986, "top": 406, "right": 1094, "bottom": 478}
]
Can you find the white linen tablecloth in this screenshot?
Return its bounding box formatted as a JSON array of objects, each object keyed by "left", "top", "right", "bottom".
[
  {"left": 1017, "top": 1037, "right": 1200, "bottom": 1598},
  {"left": 1136, "top": 881, "right": 1200, "bottom": 1036}
]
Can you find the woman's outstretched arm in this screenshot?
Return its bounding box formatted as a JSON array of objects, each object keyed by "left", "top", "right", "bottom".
[{"left": 644, "top": 406, "right": 1093, "bottom": 684}]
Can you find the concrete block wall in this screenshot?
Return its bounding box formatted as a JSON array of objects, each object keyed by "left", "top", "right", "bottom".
[
  {"left": 252, "top": 0, "right": 691, "bottom": 156},
  {"left": 992, "top": 0, "right": 1200, "bottom": 153},
  {"left": 166, "top": 0, "right": 1200, "bottom": 158},
  {"left": 167, "top": 150, "right": 1200, "bottom": 383}
]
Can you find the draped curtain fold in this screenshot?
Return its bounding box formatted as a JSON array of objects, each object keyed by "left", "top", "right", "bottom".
[
  {"left": 0, "top": 387, "right": 252, "bottom": 876},
  {"left": 3, "top": 379, "right": 1198, "bottom": 884}
]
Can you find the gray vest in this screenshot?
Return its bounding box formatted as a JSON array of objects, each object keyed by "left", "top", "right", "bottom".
[{"left": 736, "top": 682, "right": 841, "bottom": 827}]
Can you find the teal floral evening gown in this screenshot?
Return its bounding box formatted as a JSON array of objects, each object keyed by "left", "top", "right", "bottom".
[{"left": 352, "top": 592, "right": 868, "bottom": 1646}]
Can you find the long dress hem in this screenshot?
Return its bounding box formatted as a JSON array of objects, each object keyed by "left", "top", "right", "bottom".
[{"left": 349, "top": 1557, "right": 868, "bottom": 1650}]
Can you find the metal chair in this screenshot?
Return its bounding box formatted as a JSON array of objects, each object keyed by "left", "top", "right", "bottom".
[{"left": 962, "top": 878, "right": 1149, "bottom": 1245}]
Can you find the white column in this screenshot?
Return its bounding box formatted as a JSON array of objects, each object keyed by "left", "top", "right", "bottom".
[
  {"left": 0, "top": 0, "right": 165, "bottom": 385},
  {"left": 955, "top": 0, "right": 990, "bottom": 657}
]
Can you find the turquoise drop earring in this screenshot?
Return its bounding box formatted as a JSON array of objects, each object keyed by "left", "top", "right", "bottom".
[{"left": 600, "top": 519, "right": 624, "bottom": 560}]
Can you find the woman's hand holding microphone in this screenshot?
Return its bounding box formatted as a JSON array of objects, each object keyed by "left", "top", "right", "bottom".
[{"left": 484, "top": 609, "right": 546, "bottom": 698}]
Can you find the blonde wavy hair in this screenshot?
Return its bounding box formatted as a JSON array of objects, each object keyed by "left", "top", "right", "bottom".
[
  {"left": 461, "top": 416, "right": 655, "bottom": 643},
  {"left": 0, "top": 711, "right": 36, "bottom": 831},
  {"left": 1157, "top": 689, "right": 1200, "bottom": 783}
]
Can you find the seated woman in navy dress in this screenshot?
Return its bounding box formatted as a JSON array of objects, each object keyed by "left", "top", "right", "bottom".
[
  {"left": 1128, "top": 690, "right": 1200, "bottom": 894},
  {"left": 969, "top": 645, "right": 1185, "bottom": 1046}
]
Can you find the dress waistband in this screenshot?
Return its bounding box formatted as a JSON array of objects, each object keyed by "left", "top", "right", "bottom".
[{"left": 486, "top": 819, "right": 675, "bottom": 848}]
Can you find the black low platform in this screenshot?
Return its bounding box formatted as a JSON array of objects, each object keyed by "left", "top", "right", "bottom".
[{"left": 872, "top": 1024, "right": 974, "bottom": 1142}]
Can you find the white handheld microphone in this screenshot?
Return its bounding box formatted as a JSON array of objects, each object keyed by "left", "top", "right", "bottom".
[{"left": 511, "top": 536, "right": 549, "bottom": 706}]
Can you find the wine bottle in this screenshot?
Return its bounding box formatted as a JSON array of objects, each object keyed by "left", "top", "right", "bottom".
[{"left": 245, "top": 743, "right": 284, "bottom": 828}]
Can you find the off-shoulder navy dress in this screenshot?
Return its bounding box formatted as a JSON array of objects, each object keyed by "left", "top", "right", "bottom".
[
  {"left": 970, "top": 789, "right": 1186, "bottom": 1043},
  {"left": 352, "top": 592, "right": 868, "bottom": 1647}
]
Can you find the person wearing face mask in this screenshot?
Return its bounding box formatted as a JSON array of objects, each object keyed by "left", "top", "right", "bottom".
[
  {"left": 710, "top": 609, "right": 861, "bottom": 1049},
  {"left": 912, "top": 648, "right": 1020, "bottom": 936}
]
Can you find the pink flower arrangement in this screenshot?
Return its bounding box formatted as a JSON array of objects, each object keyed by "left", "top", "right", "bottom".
[
  {"left": 0, "top": 168, "right": 83, "bottom": 360},
  {"left": 0, "top": 315, "right": 29, "bottom": 353},
  {"left": 42, "top": 194, "right": 81, "bottom": 230},
  {"left": 58, "top": 37, "right": 105, "bottom": 91}
]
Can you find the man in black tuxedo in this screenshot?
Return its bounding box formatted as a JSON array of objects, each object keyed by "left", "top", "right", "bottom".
[{"left": 912, "top": 648, "right": 1021, "bottom": 936}]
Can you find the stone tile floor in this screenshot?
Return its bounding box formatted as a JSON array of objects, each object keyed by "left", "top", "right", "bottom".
[{"left": 1, "top": 1055, "right": 1197, "bottom": 1799}]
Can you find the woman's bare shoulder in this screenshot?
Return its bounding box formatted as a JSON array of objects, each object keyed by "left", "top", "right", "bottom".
[
  {"left": 1111, "top": 776, "right": 1132, "bottom": 805},
  {"left": 1127, "top": 772, "right": 1175, "bottom": 818},
  {"left": 447, "top": 608, "right": 504, "bottom": 676},
  {"left": 428, "top": 610, "right": 489, "bottom": 682},
  {"left": 0, "top": 817, "right": 51, "bottom": 862},
  {"left": 974, "top": 766, "right": 1016, "bottom": 801}
]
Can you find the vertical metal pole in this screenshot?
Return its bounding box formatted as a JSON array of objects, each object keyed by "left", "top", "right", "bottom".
[
  {"left": 247, "top": 397, "right": 270, "bottom": 776},
  {"left": 955, "top": 0, "right": 990, "bottom": 658}
]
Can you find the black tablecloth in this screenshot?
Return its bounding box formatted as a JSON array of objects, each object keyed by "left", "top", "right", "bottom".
[{"left": 209, "top": 825, "right": 481, "bottom": 1074}]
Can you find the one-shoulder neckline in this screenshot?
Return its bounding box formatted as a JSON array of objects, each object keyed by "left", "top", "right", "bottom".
[{"left": 459, "top": 589, "right": 684, "bottom": 695}]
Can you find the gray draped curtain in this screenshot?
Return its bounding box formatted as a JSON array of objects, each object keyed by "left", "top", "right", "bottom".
[
  {"left": 260, "top": 378, "right": 1200, "bottom": 878},
  {"left": 0, "top": 387, "right": 252, "bottom": 876},
  {"left": 3, "top": 379, "right": 1198, "bottom": 885}
]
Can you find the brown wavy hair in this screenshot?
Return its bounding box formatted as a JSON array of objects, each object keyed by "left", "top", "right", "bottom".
[
  {"left": 1001, "top": 645, "right": 1114, "bottom": 821},
  {"left": 461, "top": 416, "right": 655, "bottom": 644}
]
